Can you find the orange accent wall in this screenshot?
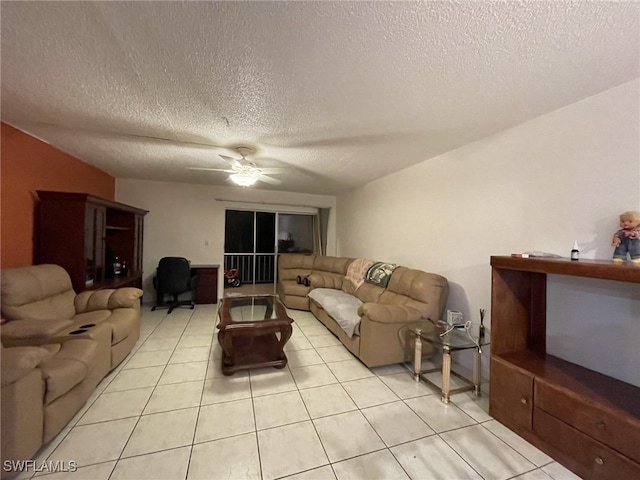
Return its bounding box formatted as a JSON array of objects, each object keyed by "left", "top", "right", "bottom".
[{"left": 1, "top": 122, "right": 115, "bottom": 268}]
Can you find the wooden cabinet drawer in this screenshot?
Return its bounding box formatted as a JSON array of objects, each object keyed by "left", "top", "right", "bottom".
[
  {"left": 534, "top": 408, "right": 640, "bottom": 480},
  {"left": 535, "top": 377, "right": 640, "bottom": 463},
  {"left": 490, "top": 356, "right": 534, "bottom": 431}
]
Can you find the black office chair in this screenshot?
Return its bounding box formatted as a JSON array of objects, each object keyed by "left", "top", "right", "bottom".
[{"left": 151, "top": 257, "right": 198, "bottom": 313}]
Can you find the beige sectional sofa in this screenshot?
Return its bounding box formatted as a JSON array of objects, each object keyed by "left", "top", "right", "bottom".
[
  {"left": 277, "top": 254, "right": 449, "bottom": 367},
  {"left": 0, "top": 264, "right": 142, "bottom": 479}
]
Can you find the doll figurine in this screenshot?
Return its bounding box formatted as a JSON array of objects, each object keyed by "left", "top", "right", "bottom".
[{"left": 611, "top": 210, "right": 640, "bottom": 263}]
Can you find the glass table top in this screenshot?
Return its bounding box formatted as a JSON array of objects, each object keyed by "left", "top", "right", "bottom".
[
  {"left": 221, "top": 294, "right": 282, "bottom": 323},
  {"left": 407, "top": 319, "right": 490, "bottom": 351}
]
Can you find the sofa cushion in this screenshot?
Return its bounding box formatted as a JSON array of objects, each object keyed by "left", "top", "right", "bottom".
[
  {"left": 313, "top": 256, "right": 352, "bottom": 274},
  {"left": 1, "top": 265, "right": 77, "bottom": 321},
  {"left": 308, "top": 288, "right": 363, "bottom": 337},
  {"left": 379, "top": 267, "right": 449, "bottom": 319},
  {"left": 278, "top": 253, "right": 316, "bottom": 271},
  {"left": 75, "top": 288, "right": 142, "bottom": 313},
  {"left": 279, "top": 280, "right": 311, "bottom": 297},
  {"left": 40, "top": 339, "right": 97, "bottom": 404}
]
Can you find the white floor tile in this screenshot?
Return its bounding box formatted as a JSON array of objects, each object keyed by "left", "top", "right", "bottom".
[
  {"left": 257, "top": 421, "right": 329, "bottom": 480},
  {"left": 452, "top": 391, "right": 492, "bottom": 423},
  {"left": 104, "top": 366, "right": 164, "bottom": 393},
  {"left": 512, "top": 470, "right": 555, "bottom": 480},
  {"left": 282, "top": 465, "right": 336, "bottom": 480},
  {"left": 77, "top": 387, "right": 154, "bottom": 425},
  {"left": 361, "top": 401, "right": 435, "bottom": 447},
  {"left": 287, "top": 348, "right": 325, "bottom": 368},
  {"left": 541, "top": 462, "right": 583, "bottom": 480},
  {"left": 326, "top": 358, "right": 375, "bottom": 382},
  {"left": 250, "top": 367, "right": 298, "bottom": 396},
  {"left": 158, "top": 361, "right": 208, "bottom": 384},
  {"left": 34, "top": 461, "right": 115, "bottom": 479},
  {"left": 341, "top": 377, "right": 399, "bottom": 408},
  {"left": 137, "top": 336, "right": 179, "bottom": 352},
  {"left": 121, "top": 407, "right": 198, "bottom": 457},
  {"left": 48, "top": 418, "right": 138, "bottom": 466},
  {"left": 379, "top": 372, "right": 435, "bottom": 399},
  {"left": 284, "top": 333, "right": 313, "bottom": 351},
  {"left": 313, "top": 410, "right": 385, "bottom": 463},
  {"left": 392, "top": 435, "right": 482, "bottom": 480},
  {"left": 176, "top": 334, "right": 213, "bottom": 348},
  {"left": 290, "top": 364, "right": 339, "bottom": 389},
  {"left": 32, "top": 305, "right": 588, "bottom": 480},
  {"left": 201, "top": 373, "right": 251, "bottom": 404},
  {"left": 405, "top": 394, "right": 476, "bottom": 433},
  {"left": 299, "top": 384, "right": 358, "bottom": 419},
  {"left": 483, "top": 420, "right": 552, "bottom": 467},
  {"left": 440, "top": 424, "right": 536, "bottom": 480},
  {"left": 306, "top": 334, "right": 342, "bottom": 348},
  {"left": 111, "top": 446, "right": 191, "bottom": 480},
  {"left": 143, "top": 380, "right": 204, "bottom": 414},
  {"left": 195, "top": 398, "right": 255, "bottom": 443},
  {"left": 123, "top": 349, "right": 172, "bottom": 369},
  {"left": 253, "top": 391, "right": 310, "bottom": 430},
  {"left": 169, "top": 346, "right": 210, "bottom": 363},
  {"left": 188, "top": 433, "right": 261, "bottom": 480},
  {"left": 332, "top": 449, "right": 409, "bottom": 480}
]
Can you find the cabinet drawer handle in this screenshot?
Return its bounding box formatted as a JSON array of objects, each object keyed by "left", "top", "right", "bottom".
[
  {"left": 520, "top": 397, "right": 527, "bottom": 405},
  {"left": 595, "top": 421, "right": 605, "bottom": 430},
  {"left": 594, "top": 456, "right": 604, "bottom": 466}
]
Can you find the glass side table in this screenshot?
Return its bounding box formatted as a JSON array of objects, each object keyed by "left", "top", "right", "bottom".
[{"left": 408, "top": 319, "right": 490, "bottom": 404}]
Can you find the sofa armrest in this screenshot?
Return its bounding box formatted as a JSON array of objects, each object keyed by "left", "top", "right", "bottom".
[
  {"left": 75, "top": 288, "right": 143, "bottom": 313},
  {"left": 1, "top": 318, "right": 74, "bottom": 346},
  {"left": 0, "top": 346, "right": 54, "bottom": 386},
  {"left": 358, "top": 303, "right": 423, "bottom": 324}
]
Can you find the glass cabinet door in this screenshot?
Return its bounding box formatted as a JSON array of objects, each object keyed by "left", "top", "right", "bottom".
[{"left": 84, "top": 204, "right": 106, "bottom": 286}]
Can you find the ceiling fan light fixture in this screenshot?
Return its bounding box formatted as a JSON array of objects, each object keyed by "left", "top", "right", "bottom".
[{"left": 230, "top": 172, "right": 258, "bottom": 187}]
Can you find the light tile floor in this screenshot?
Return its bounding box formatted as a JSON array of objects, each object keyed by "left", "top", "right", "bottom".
[{"left": 22, "top": 305, "right": 582, "bottom": 480}]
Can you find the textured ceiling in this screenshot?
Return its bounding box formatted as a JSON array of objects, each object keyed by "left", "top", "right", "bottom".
[{"left": 2, "top": 1, "right": 639, "bottom": 195}]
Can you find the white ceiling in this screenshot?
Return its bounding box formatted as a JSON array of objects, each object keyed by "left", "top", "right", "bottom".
[{"left": 2, "top": 1, "right": 639, "bottom": 195}]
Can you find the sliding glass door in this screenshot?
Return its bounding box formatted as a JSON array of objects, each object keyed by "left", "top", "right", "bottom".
[{"left": 224, "top": 209, "right": 319, "bottom": 292}]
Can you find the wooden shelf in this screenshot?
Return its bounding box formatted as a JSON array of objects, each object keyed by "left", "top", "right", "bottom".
[
  {"left": 490, "top": 256, "right": 640, "bottom": 479},
  {"left": 491, "top": 256, "right": 640, "bottom": 284}
]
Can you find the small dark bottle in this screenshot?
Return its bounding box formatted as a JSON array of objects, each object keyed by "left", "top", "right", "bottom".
[{"left": 571, "top": 241, "right": 579, "bottom": 261}]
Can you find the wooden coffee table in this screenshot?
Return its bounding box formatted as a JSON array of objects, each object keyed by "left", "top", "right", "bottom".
[{"left": 217, "top": 294, "right": 294, "bottom": 375}]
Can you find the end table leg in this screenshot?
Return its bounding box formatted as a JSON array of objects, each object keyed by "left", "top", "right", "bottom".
[
  {"left": 441, "top": 347, "right": 451, "bottom": 404},
  {"left": 413, "top": 335, "right": 422, "bottom": 382},
  {"left": 473, "top": 347, "right": 482, "bottom": 396}
]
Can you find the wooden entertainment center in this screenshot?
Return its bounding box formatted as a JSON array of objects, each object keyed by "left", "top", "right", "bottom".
[
  {"left": 490, "top": 256, "right": 639, "bottom": 480},
  {"left": 36, "top": 191, "right": 148, "bottom": 292}
]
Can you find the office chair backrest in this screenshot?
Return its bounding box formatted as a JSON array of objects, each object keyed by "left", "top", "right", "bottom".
[{"left": 156, "top": 257, "right": 193, "bottom": 295}]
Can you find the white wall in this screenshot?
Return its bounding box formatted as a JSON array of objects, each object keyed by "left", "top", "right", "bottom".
[
  {"left": 336, "top": 79, "right": 640, "bottom": 384},
  {"left": 115, "top": 181, "right": 336, "bottom": 301}
]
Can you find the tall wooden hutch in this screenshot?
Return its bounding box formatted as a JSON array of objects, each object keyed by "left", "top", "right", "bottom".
[
  {"left": 36, "top": 191, "right": 148, "bottom": 292},
  {"left": 490, "top": 256, "right": 639, "bottom": 480}
]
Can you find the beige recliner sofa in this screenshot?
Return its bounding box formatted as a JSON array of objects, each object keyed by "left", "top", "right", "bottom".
[
  {"left": 277, "top": 254, "right": 449, "bottom": 367},
  {"left": 1, "top": 338, "right": 107, "bottom": 479},
  {"left": 1, "top": 264, "right": 142, "bottom": 370}
]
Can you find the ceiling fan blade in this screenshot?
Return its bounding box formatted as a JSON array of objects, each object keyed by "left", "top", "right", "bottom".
[
  {"left": 219, "top": 154, "right": 243, "bottom": 168},
  {"left": 256, "top": 167, "right": 291, "bottom": 175},
  {"left": 17, "top": 121, "right": 239, "bottom": 155},
  {"left": 258, "top": 174, "right": 282, "bottom": 185},
  {"left": 186, "top": 167, "right": 234, "bottom": 173}
]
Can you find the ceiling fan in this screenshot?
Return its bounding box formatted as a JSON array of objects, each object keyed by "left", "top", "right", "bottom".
[{"left": 187, "top": 146, "right": 289, "bottom": 186}]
